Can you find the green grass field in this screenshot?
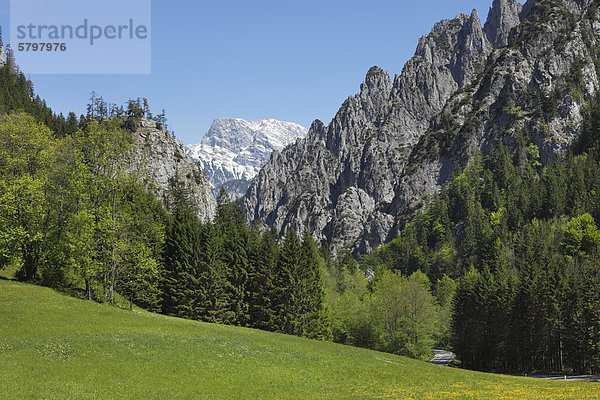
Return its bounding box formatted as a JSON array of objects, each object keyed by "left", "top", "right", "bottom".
[{"left": 0, "top": 279, "right": 598, "bottom": 399}]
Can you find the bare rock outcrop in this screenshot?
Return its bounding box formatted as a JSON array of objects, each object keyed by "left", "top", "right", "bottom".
[
  {"left": 131, "top": 118, "right": 216, "bottom": 222},
  {"left": 245, "top": 0, "right": 600, "bottom": 256}
]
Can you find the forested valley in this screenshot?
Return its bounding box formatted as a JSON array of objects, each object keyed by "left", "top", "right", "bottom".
[
  {"left": 0, "top": 56, "right": 446, "bottom": 360},
  {"left": 2, "top": 35, "right": 600, "bottom": 375}
]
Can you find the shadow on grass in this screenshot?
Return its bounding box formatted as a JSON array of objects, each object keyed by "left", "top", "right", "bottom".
[
  {"left": 50, "top": 285, "right": 141, "bottom": 312},
  {"left": 2, "top": 274, "right": 147, "bottom": 315},
  {"left": 52, "top": 286, "right": 88, "bottom": 300}
]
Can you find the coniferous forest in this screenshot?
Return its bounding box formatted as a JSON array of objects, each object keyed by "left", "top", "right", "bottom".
[
  {"left": 357, "top": 96, "right": 600, "bottom": 374},
  {"left": 3, "top": 27, "right": 600, "bottom": 376}
]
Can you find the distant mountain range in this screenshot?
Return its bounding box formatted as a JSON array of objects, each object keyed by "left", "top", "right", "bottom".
[{"left": 186, "top": 118, "right": 307, "bottom": 199}]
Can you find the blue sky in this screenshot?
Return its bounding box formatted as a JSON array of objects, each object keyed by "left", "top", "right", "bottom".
[{"left": 0, "top": 0, "right": 494, "bottom": 144}]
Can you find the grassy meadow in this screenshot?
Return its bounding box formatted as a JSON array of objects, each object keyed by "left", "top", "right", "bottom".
[{"left": 0, "top": 279, "right": 599, "bottom": 399}]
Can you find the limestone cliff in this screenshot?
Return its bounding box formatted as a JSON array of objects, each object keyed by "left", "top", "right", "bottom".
[
  {"left": 245, "top": 0, "right": 600, "bottom": 255},
  {"left": 130, "top": 118, "right": 216, "bottom": 222}
]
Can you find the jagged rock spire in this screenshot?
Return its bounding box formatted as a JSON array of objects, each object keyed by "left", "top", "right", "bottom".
[
  {"left": 0, "top": 26, "right": 5, "bottom": 67},
  {"left": 460, "top": 9, "right": 490, "bottom": 55},
  {"left": 455, "top": 9, "right": 493, "bottom": 86},
  {"left": 484, "top": 0, "right": 524, "bottom": 47}
]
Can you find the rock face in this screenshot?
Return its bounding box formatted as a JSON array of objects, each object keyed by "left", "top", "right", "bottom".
[
  {"left": 484, "top": 0, "right": 524, "bottom": 46},
  {"left": 245, "top": 0, "right": 600, "bottom": 256},
  {"left": 187, "top": 118, "right": 307, "bottom": 199},
  {"left": 130, "top": 118, "right": 216, "bottom": 222},
  {"left": 0, "top": 33, "right": 6, "bottom": 67}
]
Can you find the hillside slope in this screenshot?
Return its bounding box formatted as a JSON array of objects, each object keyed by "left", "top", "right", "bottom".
[{"left": 0, "top": 280, "right": 597, "bottom": 399}]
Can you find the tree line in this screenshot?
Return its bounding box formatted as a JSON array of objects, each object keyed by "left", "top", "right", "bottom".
[
  {"left": 0, "top": 109, "right": 331, "bottom": 342},
  {"left": 0, "top": 112, "right": 165, "bottom": 303},
  {"left": 160, "top": 191, "right": 331, "bottom": 339}
]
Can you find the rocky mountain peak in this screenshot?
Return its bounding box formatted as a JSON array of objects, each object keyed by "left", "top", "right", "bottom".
[
  {"left": 460, "top": 9, "right": 489, "bottom": 54},
  {"left": 245, "top": 0, "right": 600, "bottom": 256},
  {"left": 357, "top": 67, "right": 394, "bottom": 126},
  {"left": 484, "top": 0, "right": 524, "bottom": 47},
  {"left": 187, "top": 118, "right": 307, "bottom": 200},
  {"left": 455, "top": 9, "right": 494, "bottom": 86},
  {"left": 415, "top": 14, "right": 469, "bottom": 62},
  {"left": 308, "top": 119, "right": 327, "bottom": 141},
  {"left": 395, "top": 10, "right": 492, "bottom": 119},
  {"left": 362, "top": 66, "right": 392, "bottom": 93}
]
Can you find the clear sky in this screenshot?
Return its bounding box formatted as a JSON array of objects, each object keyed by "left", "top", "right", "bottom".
[{"left": 0, "top": 0, "right": 494, "bottom": 144}]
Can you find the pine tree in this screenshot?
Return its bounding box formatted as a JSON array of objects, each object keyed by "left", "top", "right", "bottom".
[
  {"left": 214, "top": 189, "right": 250, "bottom": 325},
  {"left": 451, "top": 266, "right": 484, "bottom": 370},
  {"left": 247, "top": 228, "right": 278, "bottom": 331},
  {"left": 65, "top": 112, "right": 79, "bottom": 136},
  {"left": 272, "top": 229, "right": 303, "bottom": 335},
  {"left": 160, "top": 209, "right": 212, "bottom": 319},
  {"left": 299, "top": 229, "right": 332, "bottom": 340}
]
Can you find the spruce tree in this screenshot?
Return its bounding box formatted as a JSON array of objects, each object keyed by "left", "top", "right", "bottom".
[
  {"left": 272, "top": 229, "right": 303, "bottom": 335},
  {"left": 161, "top": 209, "right": 212, "bottom": 320},
  {"left": 299, "top": 229, "right": 331, "bottom": 340},
  {"left": 214, "top": 188, "right": 250, "bottom": 325},
  {"left": 451, "top": 266, "right": 484, "bottom": 370},
  {"left": 247, "top": 228, "right": 278, "bottom": 331}
]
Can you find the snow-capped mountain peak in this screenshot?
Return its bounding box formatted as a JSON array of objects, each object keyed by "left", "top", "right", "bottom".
[{"left": 186, "top": 118, "right": 307, "bottom": 199}]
